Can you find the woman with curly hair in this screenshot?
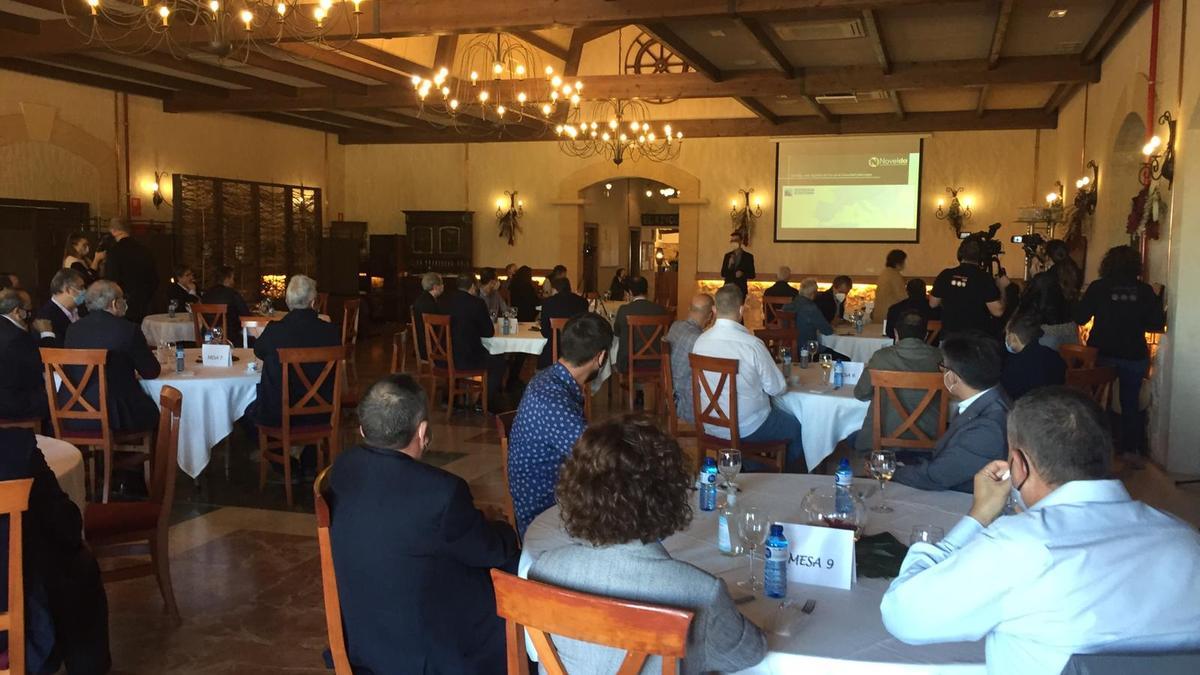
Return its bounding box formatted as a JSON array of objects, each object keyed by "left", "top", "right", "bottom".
[{"left": 527, "top": 414, "right": 766, "bottom": 674}]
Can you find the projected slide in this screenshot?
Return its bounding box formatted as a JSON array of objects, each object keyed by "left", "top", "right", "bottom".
[{"left": 775, "top": 136, "right": 923, "bottom": 242}]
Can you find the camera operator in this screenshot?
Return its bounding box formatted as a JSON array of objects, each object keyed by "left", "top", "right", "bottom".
[
  {"left": 930, "top": 234, "right": 1009, "bottom": 339},
  {"left": 1017, "top": 239, "right": 1082, "bottom": 350}
]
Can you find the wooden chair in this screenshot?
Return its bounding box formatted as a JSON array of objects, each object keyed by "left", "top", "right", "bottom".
[
  {"left": 390, "top": 330, "right": 408, "bottom": 374},
  {"left": 40, "top": 348, "right": 153, "bottom": 503},
  {"left": 340, "top": 299, "right": 363, "bottom": 409},
  {"left": 615, "top": 315, "right": 672, "bottom": 413},
  {"left": 0, "top": 478, "right": 33, "bottom": 675},
  {"left": 341, "top": 299, "right": 362, "bottom": 349},
  {"left": 1066, "top": 366, "right": 1117, "bottom": 410},
  {"left": 0, "top": 419, "right": 40, "bottom": 433},
  {"left": 423, "top": 314, "right": 488, "bottom": 420},
  {"left": 493, "top": 411, "right": 518, "bottom": 531},
  {"left": 689, "top": 354, "right": 786, "bottom": 472},
  {"left": 1060, "top": 344, "right": 1099, "bottom": 370},
  {"left": 190, "top": 303, "right": 229, "bottom": 343},
  {"left": 84, "top": 386, "right": 182, "bottom": 624},
  {"left": 868, "top": 370, "right": 951, "bottom": 453},
  {"left": 661, "top": 343, "right": 694, "bottom": 441},
  {"left": 315, "top": 292, "right": 330, "bottom": 315},
  {"left": 257, "top": 345, "right": 345, "bottom": 506},
  {"left": 314, "top": 468, "right": 352, "bottom": 675},
  {"left": 754, "top": 327, "right": 799, "bottom": 361},
  {"left": 776, "top": 310, "right": 797, "bottom": 330},
  {"left": 491, "top": 569, "right": 694, "bottom": 675},
  {"left": 924, "top": 319, "right": 943, "bottom": 345},
  {"left": 762, "top": 296, "right": 792, "bottom": 329},
  {"left": 409, "top": 307, "right": 432, "bottom": 385}
]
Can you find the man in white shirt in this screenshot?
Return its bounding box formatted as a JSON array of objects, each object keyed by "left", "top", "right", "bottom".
[
  {"left": 881, "top": 386, "right": 1200, "bottom": 675},
  {"left": 692, "top": 285, "right": 804, "bottom": 471}
]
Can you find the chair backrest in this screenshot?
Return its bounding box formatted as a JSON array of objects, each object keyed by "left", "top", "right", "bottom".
[
  {"left": 549, "top": 317, "right": 570, "bottom": 364},
  {"left": 775, "top": 310, "right": 797, "bottom": 330},
  {"left": 149, "top": 387, "right": 182, "bottom": 523},
  {"left": 762, "top": 296, "right": 791, "bottom": 328},
  {"left": 626, "top": 315, "right": 672, "bottom": 373},
  {"left": 925, "top": 319, "right": 943, "bottom": 345},
  {"left": 753, "top": 327, "right": 799, "bottom": 361},
  {"left": 490, "top": 569, "right": 693, "bottom": 675},
  {"left": 1060, "top": 344, "right": 1099, "bottom": 370},
  {"left": 869, "top": 370, "right": 950, "bottom": 451},
  {"left": 689, "top": 353, "right": 741, "bottom": 445},
  {"left": 1066, "top": 366, "right": 1116, "bottom": 409},
  {"left": 494, "top": 411, "right": 518, "bottom": 530},
  {"left": 409, "top": 307, "right": 430, "bottom": 368},
  {"left": 277, "top": 346, "right": 345, "bottom": 431},
  {"left": 315, "top": 292, "right": 330, "bottom": 315},
  {"left": 341, "top": 299, "right": 362, "bottom": 347},
  {"left": 422, "top": 314, "right": 455, "bottom": 372},
  {"left": 314, "top": 469, "right": 352, "bottom": 675},
  {"left": 0, "top": 478, "right": 32, "bottom": 675},
  {"left": 661, "top": 342, "right": 679, "bottom": 436},
  {"left": 190, "top": 303, "right": 229, "bottom": 342},
  {"left": 40, "top": 347, "right": 110, "bottom": 444}
]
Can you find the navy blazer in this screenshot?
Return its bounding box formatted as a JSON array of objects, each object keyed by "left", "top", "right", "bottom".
[
  {"left": 250, "top": 308, "right": 341, "bottom": 428},
  {"left": 62, "top": 310, "right": 161, "bottom": 433},
  {"left": 328, "top": 444, "right": 519, "bottom": 675},
  {"left": 443, "top": 288, "right": 494, "bottom": 371},
  {"left": 1002, "top": 343, "right": 1067, "bottom": 400},
  {"left": 35, "top": 300, "right": 73, "bottom": 348},
  {"left": 892, "top": 387, "right": 1011, "bottom": 493},
  {"left": 0, "top": 318, "right": 49, "bottom": 421},
  {"left": 538, "top": 291, "right": 588, "bottom": 369},
  {"left": 102, "top": 236, "right": 158, "bottom": 322}
]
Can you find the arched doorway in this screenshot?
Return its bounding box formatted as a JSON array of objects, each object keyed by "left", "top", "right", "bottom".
[{"left": 1097, "top": 112, "right": 1147, "bottom": 272}]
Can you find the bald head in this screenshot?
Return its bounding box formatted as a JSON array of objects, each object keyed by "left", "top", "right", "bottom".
[{"left": 688, "top": 293, "right": 715, "bottom": 327}]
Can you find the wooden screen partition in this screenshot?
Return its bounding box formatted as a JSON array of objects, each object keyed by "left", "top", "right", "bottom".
[{"left": 173, "top": 174, "right": 323, "bottom": 294}]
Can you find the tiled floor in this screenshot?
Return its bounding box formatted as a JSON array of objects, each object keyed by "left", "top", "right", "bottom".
[{"left": 99, "top": 326, "right": 1200, "bottom": 674}]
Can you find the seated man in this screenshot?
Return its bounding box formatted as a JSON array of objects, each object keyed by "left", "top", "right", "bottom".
[
  {"left": 201, "top": 265, "right": 252, "bottom": 347},
  {"left": 881, "top": 387, "right": 1200, "bottom": 675},
  {"left": 509, "top": 313, "right": 612, "bottom": 536},
  {"left": 63, "top": 281, "right": 161, "bottom": 433},
  {"left": 763, "top": 266, "right": 798, "bottom": 300},
  {"left": 851, "top": 309, "right": 943, "bottom": 454},
  {"left": 442, "top": 270, "right": 507, "bottom": 408},
  {"left": 37, "top": 268, "right": 86, "bottom": 347},
  {"left": 1001, "top": 312, "right": 1067, "bottom": 400},
  {"left": 166, "top": 264, "right": 201, "bottom": 308},
  {"left": 782, "top": 278, "right": 833, "bottom": 349},
  {"left": 815, "top": 275, "right": 853, "bottom": 324},
  {"left": 329, "top": 375, "right": 519, "bottom": 674},
  {"left": 692, "top": 286, "right": 805, "bottom": 472},
  {"left": 612, "top": 275, "right": 668, "bottom": 374},
  {"left": 538, "top": 276, "right": 588, "bottom": 369},
  {"left": 0, "top": 289, "right": 54, "bottom": 422},
  {"left": 885, "top": 279, "right": 939, "bottom": 340},
  {"left": 664, "top": 294, "right": 715, "bottom": 425},
  {"left": 250, "top": 274, "right": 341, "bottom": 429},
  {"left": 0, "top": 428, "right": 110, "bottom": 674},
  {"left": 478, "top": 267, "right": 510, "bottom": 318},
  {"left": 542, "top": 264, "right": 568, "bottom": 296},
  {"left": 411, "top": 272, "right": 445, "bottom": 361},
  {"left": 892, "top": 333, "right": 1009, "bottom": 493}
]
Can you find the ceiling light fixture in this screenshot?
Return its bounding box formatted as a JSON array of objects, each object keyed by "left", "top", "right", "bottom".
[{"left": 1048, "top": 9, "right": 1068, "bottom": 18}]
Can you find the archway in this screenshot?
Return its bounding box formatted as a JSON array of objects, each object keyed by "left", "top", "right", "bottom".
[
  {"left": 0, "top": 111, "right": 119, "bottom": 217},
  {"left": 1096, "top": 112, "right": 1147, "bottom": 272}
]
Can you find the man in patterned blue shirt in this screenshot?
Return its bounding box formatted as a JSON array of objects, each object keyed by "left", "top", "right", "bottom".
[{"left": 508, "top": 312, "right": 613, "bottom": 536}]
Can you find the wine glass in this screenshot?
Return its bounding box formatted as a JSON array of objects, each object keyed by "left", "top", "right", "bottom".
[
  {"left": 718, "top": 449, "right": 742, "bottom": 493},
  {"left": 909, "top": 525, "right": 945, "bottom": 546},
  {"left": 818, "top": 353, "right": 834, "bottom": 384},
  {"left": 737, "top": 507, "right": 769, "bottom": 591},
  {"left": 868, "top": 450, "right": 897, "bottom": 513}
]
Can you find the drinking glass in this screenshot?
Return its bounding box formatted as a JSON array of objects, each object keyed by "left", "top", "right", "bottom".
[
  {"left": 806, "top": 340, "right": 821, "bottom": 356},
  {"left": 868, "top": 450, "right": 897, "bottom": 513},
  {"left": 909, "top": 525, "right": 945, "bottom": 546},
  {"left": 718, "top": 448, "right": 742, "bottom": 492},
  {"left": 737, "top": 507, "right": 769, "bottom": 591},
  {"left": 818, "top": 353, "right": 834, "bottom": 384},
  {"left": 211, "top": 326, "right": 224, "bottom": 345}
]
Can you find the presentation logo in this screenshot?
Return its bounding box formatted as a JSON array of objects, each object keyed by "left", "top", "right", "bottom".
[{"left": 868, "top": 155, "right": 909, "bottom": 168}]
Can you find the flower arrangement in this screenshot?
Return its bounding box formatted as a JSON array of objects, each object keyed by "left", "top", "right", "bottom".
[{"left": 1126, "top": 185, "right": 1165, "bottom": 241}]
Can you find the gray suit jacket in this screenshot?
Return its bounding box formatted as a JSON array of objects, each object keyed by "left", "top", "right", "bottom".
[
  {"left": 529, "top": 541, "right": 766, "bottom": 675},
  {"left": 892, "top": 386, "right": 1011, "bottom": 493},
  {"left": 853, "top": 338, "right": 944, "bottom": 453}
]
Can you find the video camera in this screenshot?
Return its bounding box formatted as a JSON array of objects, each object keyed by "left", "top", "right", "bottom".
[
  {"left": 957, "top": 222, "right": 1006, "bottom": 277},
  {"left": 1010, "top": 232, "right": 1046, "bottom": 259}
]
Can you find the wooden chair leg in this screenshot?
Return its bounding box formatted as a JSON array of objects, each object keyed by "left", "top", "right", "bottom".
[
  {"left": 627, "top": 374, "right": 636, "bottom": 412},
  {"left": 151, "top": 528, "right": 180, "bottom": 624},
  {"left": 481, "top": 375, "right": 489, "bottom": 419},
  {"left": 446, "top": 378, "right": 456, "bottom": 422},
  {"left": 102, "top": 443, "right": 113, "bottom": 504},
  {"left": 282, "top": 436, "right": 294, "bottom": 507},
  {"left": 257, "top": 430, "right": 269, "bottom": 492}
]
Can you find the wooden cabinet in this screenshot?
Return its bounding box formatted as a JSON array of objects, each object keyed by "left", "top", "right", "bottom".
[{"left": 404, "top": 211, "right": 473, "bottom": 274}]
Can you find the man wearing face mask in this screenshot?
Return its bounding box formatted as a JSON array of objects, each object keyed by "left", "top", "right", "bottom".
[
  {"left": 721, "top": 232, "right": 756, "bottom": 299},
  {"left": 508, "top": 312, "right": 613, "bottom": 537},
  {"left": 999, "top": 312, "right": 1065, "bottom": 400},
  {"left": 0, "top": 289, "right": 54, "bottom": 422},
  {"left": 881, "top": 387, "right": 1200, "bottom": 675},
  {"left": 890, "top": 333, "right": 1010, "bottom": 493},
  {"left": 62, "top": 280, "right": 161, "bottom": 433},
  {"left": 815, "top": 275, "right": 853, "bottom": 325},
  {"left": 37, "top": 268, "right": 87, "bottom": 348}
]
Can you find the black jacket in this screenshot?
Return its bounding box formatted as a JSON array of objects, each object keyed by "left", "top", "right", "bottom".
[
  {"left": 411, "top": 291, "right": 445, "bottom": 359},
  {"left": 1001, "top": 343, "right": 1067, "bottom": 400},
  {"left": 1019, "top": 263, "right": 1079, "bottom": 325},
  {"left": 538, "top": 291, "right": 589, "bottom": 369},
  {"left": 1074, "top": 276, "right": 1166, "bottom": 360},
  {"left": 763, "top": 281, "right": 798, "bottom": 300},
  {"left": 102, "top": 236, "right": 158, "bottom": 323},
  {"left": 201, "top": 284, "right": 251, "bottom": 347},
  {"left": 721, "top": 248, "right": 755, "bottom": 296},
  {"left": 607, "top": 276, "right": 628, "bottom": 301},
  {"left": 443, "top": 288, "right": 494, "bottom": 371},
  {"left": 814, "top": 288, "right": 845, "bottom": 324},
  {"left": 328, "top": 444, "right": 519, "bottom": 675},
  {"left": 251, "top": 308, "right": 341, "bottom": 428},
  {"left": 165, "top": 283, "right": 201, "bottom": 310},
  {"left": 508, "top": 280, "right": 540, "bottom": 322},
  {"left": 35, "top": 300, "right": 75, "bottom": 348},
  {"left": 0, "top": 318, "right": 49, "bottom": 421},
  {"left": 62, "top": 309, "right": 161, "bottom": 433},
  {"left": 884, "top": 297, "right": 941, "bottom": 340}
]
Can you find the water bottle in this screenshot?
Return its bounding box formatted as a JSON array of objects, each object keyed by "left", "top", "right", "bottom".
[
  {"left": 168, "top": 300, "right": 177, "bottom": 319},
  {"left": 174, "top": 343, "right": 185, "bottom": 374},
  {"left": 854, "top": 312, "right": 864, "bottom": 335},
  {"left": 835, "top": 458, "right": 854, "bottom": 515},
  {"left": 203, "top": 329, "right": 213, "bottom": 345},
  {"left": 502, "top": 315, "right": 512, "bottom": 335},
  {"left": 717, "top": 490, "right": 740, "bottom": 556},
  {"left": 832, "top": 360, "right": 844, "bottom": 389},
  {"left": 764, "top": 524, "right": 789, "bottom": 599},
  {"left": 780, "top": 346, "right": 792, "bottom": 374},
  {"left": 799, "top": 346, "right": 810, "bottom": 369},
  {"left": 699, "top": 457, "right": 718, "bottom": 512}
]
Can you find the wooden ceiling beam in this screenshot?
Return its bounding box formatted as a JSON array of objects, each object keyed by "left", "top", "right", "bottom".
[
  {"left": 240, "top": 50, "right": 371, "bottom": 94},
  {"left": 987, "top": 0, "right": 1014, "bottom": 68},
  {"left": 275, "top": 43, "right": 404, "bottom": 84},
  {"left": 976, "top": 84, "right": 989, "bottom": 117},
  {"left": 47, "top": 54, "right": 232, "bottom": 97},
  {"left": 0, "top": 57, "right": 173, "bottom": 99},
  {"left": 862, "top": 9, "right": 890, "bottom": 73},
  {"left": 336, "top": 42, "right": 433, "bottom": 79},
  {"left": 740, "top": 17, "right": 794, "bottom": 79},
  {"left": 1043, "top": 82, "right": 1080, "bottom": 113},
  {"left": 563, "top": 26, "right": 613, "bottom": 77},
  {"left": 736, "top": 96, "right": 780, "bottom": 124},
  {"left": 132, "top": 51, "right": 301, "bottom": 97},
  {"left": 802, "top": 95, "right": 834, "bottom": 122},
  {"left": 0, "top": 11, "right": 40, "bottom": 34},
  {"left": 640, "top": 23, "right": 723, "bottom": 82},
  {"left": 1083, "top": 0, "right": 1149, "bottom": 63},
  {"left": 433, "top": 35, "right": 458, "bottom": 70},
  {"left": 293, "top": 110, "right": 398, "bottom": 134},
  {"left": 241, "top": 112, "right": 345, "bottom": 134},
  {"left": 888, "top": 90, "right": 904, "bottom": 120},
  {"left": 513, "top": 31, "right": 568, "bottom": 61}
]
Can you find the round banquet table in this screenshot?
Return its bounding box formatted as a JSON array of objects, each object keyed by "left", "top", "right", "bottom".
[
  {"left": 773, "top": 365, "right": 870, "bottom": 472},
  {"left": 521, "top": 474, "right": 983, "bottom": 674},
  {"left": 141, "top": 313, "right": 195, "bottom": 346},
  {"left": 139, "top": 348, "right": 261, "bottom": 478},
  {"left": 481, "top": 321, "right": 547, "bottom": 356},
  {"left": 37, "top": 434, "right": 86, "bottom": 514},
  {"left": 820, "top": 324, "right": 893, "bottom": 364}
]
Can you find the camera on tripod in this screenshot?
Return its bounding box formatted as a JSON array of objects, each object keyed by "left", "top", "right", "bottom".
[
  {"left": 957, "top": 222, "right": 1006, "bottom": 277},
  {"left": 1010, "top": 232, "right": 1046, "bottom": 259}
]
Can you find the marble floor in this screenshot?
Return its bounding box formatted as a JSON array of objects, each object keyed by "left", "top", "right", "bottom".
[{"left": 99, "top": 325, "right": 1200, "bottom": 674}]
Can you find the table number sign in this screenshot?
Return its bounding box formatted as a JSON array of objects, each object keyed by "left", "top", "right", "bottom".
[
  {"left": 840, "top": 362, "right": 865, "bottom": 386},
  {"left": 780, "top": 523, "right": 856, "bottom": 590},
  {"left": 201, "top": 344, "right": 233, "bottom": 367}
]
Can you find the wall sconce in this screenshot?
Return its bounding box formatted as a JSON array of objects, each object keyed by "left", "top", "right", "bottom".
[
  {"left": 603, "top": 182, "right": 613, "bottom": 197},
  {"left": 1074, "top": 160, "right": 1099, "bottom": 215},
  {"left": 659, "top": 187, "right": 677, "bottom": 198},
  {"left": 141, "top": 171, "right": 171, "bottom": 208},
  {"left": 496, "top": 190, "right": 524, "bottom": 246},
  {"left": 934, "top": 186, "right": 972, "bottom": 235},
  {"left": 730, "top": 188, "right": 763, "bottom": 244},
  {"left": 1141, "top": 111, "right": 1176, "bottom": 188}
]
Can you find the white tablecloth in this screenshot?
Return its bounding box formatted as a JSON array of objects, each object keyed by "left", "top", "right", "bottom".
[
  {"left": 482, "top": 321, "right": 548, "bottom": 356},
  {"left": 38, "top": 434, "right": 85, "bottom": 513},
  {"left": 774, "top": 366, "right": 870, "bottom": 471},
  {"left": 821, "top": 324, "right": 893, "bottom": 364},
  {"left": 139, "top": 348, "right": 260, "bottom": 478},
  {"left": 141, "top": 313, "right": 195, "bottom": 346},
  {"left": 522, "top": 474, "right": 983, "bottom": 674}
]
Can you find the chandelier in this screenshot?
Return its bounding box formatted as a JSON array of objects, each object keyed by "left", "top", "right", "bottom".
[
  {"left": 63, "top": 0, "right": 363, "bottom": 57},
  {"left": 411, "top": 33, "right": 582, "bottom": 136}
]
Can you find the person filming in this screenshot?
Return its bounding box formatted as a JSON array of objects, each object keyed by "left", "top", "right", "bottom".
[{"left": 930, "top": 234, "right": 1009, "bottom": 339}]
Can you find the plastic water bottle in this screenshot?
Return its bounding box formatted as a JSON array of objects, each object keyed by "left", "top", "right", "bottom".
[
  {"left": 168, "top": 299, "right": 177, "bottom": 319},
  {"left": 699, "top": 457, "right": 718, "bottom": 512},
  {"left": 854, "top": 312, "right": 864, "bottom": 335},
  {"left": 764, "top": 524, "right": 789, "bottom": 599},
  {"left": 502, "top": 315, "right": 512, "bottom": 335},
  {"left": 174, "top": 343, "right": 185, "bottom": 374},
  {"left": 835, "top": 459, "right": 854, "bottom": 515},
  {"left": 203, "top": 329, "right": 213, "bottom": 345},
  {"left": 717, "top": 490, "right": 740, "bottom": 556},
  {"left": 832, "top": 360, "right": 844, "bottom": 389},
  {"left": 799, "top": 346, "right": 810, "bottom": 369}
]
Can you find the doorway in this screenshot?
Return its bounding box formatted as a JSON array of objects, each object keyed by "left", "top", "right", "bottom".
[{"left": 0, "top": 198, "right": 90, "bottom": 303}]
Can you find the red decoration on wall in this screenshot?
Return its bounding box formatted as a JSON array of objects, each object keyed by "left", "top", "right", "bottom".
[{"left": 129, "top": 196, "right": 141, "bottom": 217}]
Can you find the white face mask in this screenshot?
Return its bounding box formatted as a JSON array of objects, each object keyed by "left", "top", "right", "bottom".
[{"left": 834, "top": 292, "right": 847, "bottom": 303}]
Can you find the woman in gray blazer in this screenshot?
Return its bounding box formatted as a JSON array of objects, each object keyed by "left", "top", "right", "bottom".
[{"left": 528, "top": 414, "right": 767, "bottom": 674}]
